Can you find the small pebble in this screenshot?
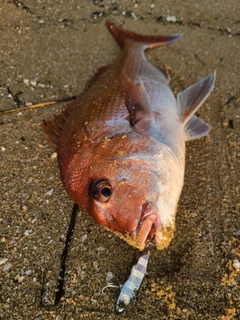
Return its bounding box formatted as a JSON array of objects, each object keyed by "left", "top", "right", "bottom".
[
  {"left": 93, "top": 261, "right": 99, "bottom": 270},
  {"left": 166, "top": 15, "right": 177, "bottom": 22},
  {"left": 81, "top": 234, "right": 87, "bottom": 242},
  {"left": 25, "top": 269, "right": 31, "bottom": 275},
  {"left": 46, "top": 189, "right": 54, "bottom": 196},
  {"left": 17, "top": 275, "right": 25, "bottom": 282},
  {"left": 0, "top": 258, "right": 8, "bottom": 265},
  {"left": 131, "top": 12, "right": 137, "bottom": 20},
  {"left": 1, "top": 146, "right": 6, "bottom": 151},
  {"left": 106, "top": 271, "right": 114, "bottom": 282},
  {"left": 24, "top": 229, "right": 33, "bottom": 236},
  {"left": 38, "top": 83, "right": 46, "bottom": 88},
  {"left": 233, "top": 259, "right": 240, "bottom": 270},
  {"left": 22, "top": 205, "right": 28, "bottom": 212},
  {"left": 51, "top": 152, "right": 57, "bottom": 160},
  {"left": 30, "top": 80, "right": 37, "bottom": 86}
]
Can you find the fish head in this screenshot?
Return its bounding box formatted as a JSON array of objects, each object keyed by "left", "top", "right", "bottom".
[
  {"left": 60, "top": 135, "right": 183, "bottom": 251},
  {"left": 87, "top": 148, "right": 183, "bottom": 250},
  {"left": 87, "top": 158, "right": 160, "bottom": 250}
]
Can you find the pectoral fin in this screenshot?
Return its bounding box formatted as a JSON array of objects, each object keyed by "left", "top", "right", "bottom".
[{"left": 121, "top": 71, "right": 154, "bottom": 127}]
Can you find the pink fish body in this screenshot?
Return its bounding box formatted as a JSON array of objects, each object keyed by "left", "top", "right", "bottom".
[{"left": 42, "top": 21, "right": 215, "bottom": 250}]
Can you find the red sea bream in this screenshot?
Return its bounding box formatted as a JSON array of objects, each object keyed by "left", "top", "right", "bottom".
[{"left": 42, "top": 21, "right": 215, "bottom": 251}]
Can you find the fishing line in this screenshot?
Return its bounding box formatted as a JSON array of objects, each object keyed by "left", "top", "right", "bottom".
[{"left": 55, "top": 203, "right": 78, "bottom": 305}]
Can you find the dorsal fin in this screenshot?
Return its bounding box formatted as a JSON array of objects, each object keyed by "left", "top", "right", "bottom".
[
  {"left": 121, "top": 71, "right": 154, "bottom": 127},
  {"left": 177, "top": 72, "right": 216, "bottom": 126},
  {"left": 106, "top": 20, "right": 182, "bottom": 49},
  {"left": 41, "top": 65, "right": 109, "bottom": 150},
  {"left": 85, "top": 65, "right": 109, "bottom": 89},
  {"left": 41, "top": 105, "right": 73, "bottom": 150}
]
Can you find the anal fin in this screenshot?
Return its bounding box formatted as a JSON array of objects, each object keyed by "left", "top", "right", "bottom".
[{"left": 184, "top": 115, "right": 211, "bottom": 141}]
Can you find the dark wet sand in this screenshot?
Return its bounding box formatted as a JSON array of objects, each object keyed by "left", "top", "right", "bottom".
[{"left": 1, "top": 1, "right": 239, "bottom": 319}]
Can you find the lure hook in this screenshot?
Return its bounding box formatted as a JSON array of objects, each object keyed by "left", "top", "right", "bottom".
[{"left": 101, "top": 283, "right": 121, "bottom": 295}]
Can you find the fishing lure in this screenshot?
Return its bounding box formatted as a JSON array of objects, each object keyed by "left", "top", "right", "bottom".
[{"left": 116, "top": 249, "right": 150, "bottom": 313}]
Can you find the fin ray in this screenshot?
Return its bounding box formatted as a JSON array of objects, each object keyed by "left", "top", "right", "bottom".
[
  {"left": 41, "top": 65, "right": 109, "bottom": 150},
  {"left": 184, "top": 115, "right": 211, "bottom": 141},
  {"left": 41, "top": 105, "right": 72, "bottom": 150},
  {"left": 177, "top": 72, "right": 216, "bottom": 126},
  {"left": 121, "top": 72, "right": 154, "bottom": 126}
]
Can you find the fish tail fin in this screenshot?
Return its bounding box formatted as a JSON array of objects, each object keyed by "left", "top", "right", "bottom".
[
  {"left": 106, "top": 20, "right": 182, "bottom": 49},
  {"left": 177, "top": 72, "right": 216, "bottom": 141}
]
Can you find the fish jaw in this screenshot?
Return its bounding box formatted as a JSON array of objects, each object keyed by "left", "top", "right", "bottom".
[
  {"left": 132, "top": 159, "right": 184, "bottom": 250},
  {"left": 155, "top": 223, "right": 175, "bottom": 250},
  {"left": 131, "top": 203, "right": 159, "bottom": 251}
]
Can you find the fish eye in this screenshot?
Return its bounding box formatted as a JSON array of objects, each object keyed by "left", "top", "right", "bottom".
[
  {"left": 101, "top": 186, "right": 112, "bottom": 198},
  {"left": 94, "top": 180, "right": 112, "bottom": 202}
]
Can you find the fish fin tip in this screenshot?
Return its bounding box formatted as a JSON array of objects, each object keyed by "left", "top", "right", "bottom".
[
  {"left": 106, "top": 20, "right": 182, "bottom": 49},
  {"left": 41, "top": 105, "right": 72, "bottom": 150},
  {"left": 121, "top": 72, "right": 153, "bottom": 126},
  {"left": 177, "top": 72, "right": 216, "bottom": 125},
  {"left": 85, "top": 65, "right": 109, "bottom": 89},
  {"left": 184, "top": 116, "right": 211, "bottom": 141},
  {"left": 41, "top": 121, "right": 58, "bottom": 150}
]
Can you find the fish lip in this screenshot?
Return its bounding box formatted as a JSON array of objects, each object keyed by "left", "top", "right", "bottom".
[{"left": 131, "top": 202, "right": 159, "bottom": 249}]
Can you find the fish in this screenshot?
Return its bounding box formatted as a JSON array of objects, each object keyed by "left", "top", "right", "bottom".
[{"left": 42, "top": 20, "right": 216, "bottom": 251}]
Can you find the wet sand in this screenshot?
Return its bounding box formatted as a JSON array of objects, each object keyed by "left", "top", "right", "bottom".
[{"left": 0, "top": 1, "right": 239, "bottom": 319}]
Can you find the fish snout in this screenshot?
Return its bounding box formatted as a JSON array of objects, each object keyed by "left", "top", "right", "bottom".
[{"left": 131, "top": 202, "right": 159, "bottom": 250}]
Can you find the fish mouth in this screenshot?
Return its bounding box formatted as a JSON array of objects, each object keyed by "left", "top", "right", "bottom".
[{"left": 131, "top": 202, "right": 159, "bottom": 250}]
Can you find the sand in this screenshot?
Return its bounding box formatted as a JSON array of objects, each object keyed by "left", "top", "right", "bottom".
[{"left": 0, "top": 1, "right": 239, "bottom": 319}]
